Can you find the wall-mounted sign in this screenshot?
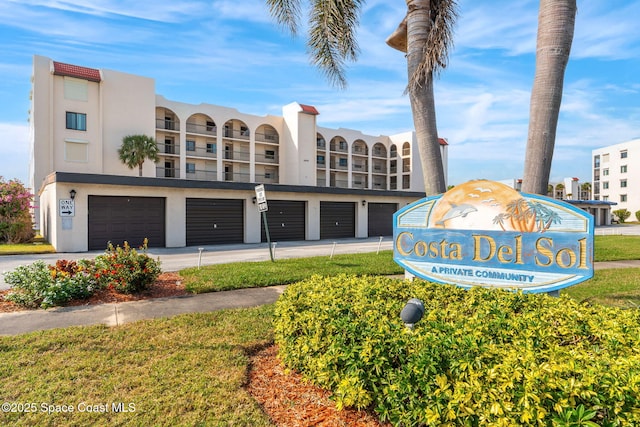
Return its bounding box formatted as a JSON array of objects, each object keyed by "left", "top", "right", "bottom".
[
  {"left": 59, "top": 199, "right": 75, "bottom": 217},
  {"left": 393, "top": 180, "right": 594, "bottom": 293}
]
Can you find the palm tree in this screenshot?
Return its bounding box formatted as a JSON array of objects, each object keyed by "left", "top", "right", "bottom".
[
  {"left": 266, "top": 0, "right": 457, "bottom": 196},
  {"left": 581, "top": 182, "right": 592, "bottom": 200},
  {"left": 522, "top": 0, "right": 577, "bottom": 195},
  {"left": 118, "top": 134, "right": 160, "bottom": 177}
]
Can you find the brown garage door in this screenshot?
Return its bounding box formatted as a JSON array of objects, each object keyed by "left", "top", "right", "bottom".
[
  {"left": 320, "top": 201, "right": 355, "bottom": 239},
  {"left": 88, "top": 196, "right": 165, "bottom": 250},
  {"left": 367, "top": 202, "right": 398, "bottom": 237},
  {"left": 186, "top": 198, "right": 244, "bottom": 246},
  {"left": 261, "top": 200, "right": 306, "bottom": 242}
]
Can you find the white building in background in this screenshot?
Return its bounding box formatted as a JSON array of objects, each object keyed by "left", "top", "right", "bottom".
[
  {"left": 593, "top": 138, "right": 640, "bottom": 220},
  {"left": 29, "top": 55, "right": 448, "bottom": 252}
]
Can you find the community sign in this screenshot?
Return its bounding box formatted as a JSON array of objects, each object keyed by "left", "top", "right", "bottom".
[{"left": 393, "top": 180, "right": 594, "bottom": 293}]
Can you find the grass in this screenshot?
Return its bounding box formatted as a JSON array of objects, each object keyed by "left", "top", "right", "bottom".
[
  {"left": 181, "top": 250, "right": 403, "bottom": 293},
  {"left": 594, "top": 235, "right": 640, "bottom": 261},
  {"left": 0, "top": 242, "right": 55, "bottom": 255},
  {"left": 0, "top": 306, "right": 275, "bottom": 427}
]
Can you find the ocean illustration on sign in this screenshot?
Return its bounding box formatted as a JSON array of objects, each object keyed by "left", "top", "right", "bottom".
[{"left": 394, "top": 180, "right": 594, "bottom": 293}]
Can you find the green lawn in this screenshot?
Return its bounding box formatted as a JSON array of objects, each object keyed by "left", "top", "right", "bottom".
[{"left": 0, "top": 242, "right": 55, "bottom": 255}]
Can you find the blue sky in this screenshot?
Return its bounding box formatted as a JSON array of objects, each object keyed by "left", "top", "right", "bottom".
[{"left": 1, "top": 0, "right": 639, "bottom": 188}]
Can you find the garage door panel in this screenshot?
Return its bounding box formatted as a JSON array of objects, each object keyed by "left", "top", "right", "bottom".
[
  {"left": 186, "top": 198, "right": 244, "bottom": 246},
  {"left": 320, "top": 202, "right": 355, "bottom": 239},
  {"left": 88, "top": 196, "right": 165, "bottom": 250},
  {"left": 261, "top": 200, "right": 306, "bottom": 242},
  {"left": 367, "top": 203, "right": 397, "bottom": 237}
]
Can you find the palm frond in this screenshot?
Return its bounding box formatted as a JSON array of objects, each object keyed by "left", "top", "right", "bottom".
[
  {"left": 266, "top": 0, "right": 303, "bottom": 34},
  {"left": 308, "top": 0, "right": 363, "bottom": 89},
  {"left": 408, "top": 0, "right": 458, "bottom": 93}
]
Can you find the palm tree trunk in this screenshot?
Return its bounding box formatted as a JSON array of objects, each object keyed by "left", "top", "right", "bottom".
[
  {"left": 522, "top": 0, "right": 576, "bottom": 195},
  {"left": 138, "top": 163, "right": 143, "bottom": 177},
  {"left": 406, "top": 0, "right": 446, "bottom": 196}
]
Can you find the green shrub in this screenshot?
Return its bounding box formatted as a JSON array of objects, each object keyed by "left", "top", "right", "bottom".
[
  {"left": 92, "top": 240, "right": 161, "bottom": 293},
  {"left": 613, "top": 209, "right": 631, "bottom": 223},
  {"left": 0, "top": 177, "right": 34, "bottom": 243},
  {"left": 3, "top": 259, "right": 96, "bottom": 308},
  {"left": 274, "top": 275, "right": 640, "bottom": 426},
  {"left": 636, "top": 210, "right": 640, "bottom": 222}
]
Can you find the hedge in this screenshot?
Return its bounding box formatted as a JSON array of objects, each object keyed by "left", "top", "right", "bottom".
[{"left": 274, "top": 275, "right": 640, "bottom": 426}]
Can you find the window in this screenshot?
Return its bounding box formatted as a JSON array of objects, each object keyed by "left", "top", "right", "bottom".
[
  {"left": 240, "top": 126, "right": 249, "bottom": 136},
  {"left": 602, "top": 196, "right": 609, "bottom": 201},
  {"left": 206, "top": 143, "right": 216, "bottom": 154},
  {"left": 603, "top": 182, "right": 609, "bottom": 189},
  {"left": 339, "top": 140, "right": 347, "bottom": 151},
  {"left": 265, "top": 150, "right": 275, "bottom": 160},
  {"left": 186, "top": 140, "right": 195, "bottom": 151},
  {"left": 593, "top": 155, "right": 600, "bottom": 168},
  {"left": 66, "top": 112, "right": 86, "bottom": 131},
  {"left": 186, "top": 163, "right": 196, "bottom": 174},
  {"left": 602, "top": 168, "right": 609, "bottom": 176},
  {"left": 317, "top": 155, "right": 325, "bottom": 165},
  {"left": 621, "top": 194, "right": 627, "bottom": 202},
  {"left": 206, "top": 121, "right": 215, "bottom": 132},
  {"left": 602, "top": 153, "right": 609, "bottom": 163},
  {"left": 621, "top": 150, "right": 628, "bottom": 159},
  {"left": 339, "top": 158, "right": 348, "bottom": 167},
  {"left": 621, "top": 165, "right": 627, "bottom": 173},
  {"left": 621, "top": 179, "right": 627, "bottom": 188}
]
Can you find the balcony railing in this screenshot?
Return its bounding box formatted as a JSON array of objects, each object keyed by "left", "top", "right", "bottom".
[
  {"left": 352, "top": 146, "right": 367, "bottom": 155},
  {"left": 223, "top": 150, "right": 251, "bottom": 162},
  {"left": 186, "top": 122, "right": 217, "bottom": 136},
  {"left": 372, "top": 164, "right": 387, "bottom": 174},
  {"left": 185, "top": 169, "right": 218, "bottom": 181},
  {"left": 255, "top": 173, "right": 279, "bottom": 184},
  {"left": 158, "top": 143, "right": 180, "bottom": 155},
  {"left": 156, "top": 167, "right": 180, "bottom": 178},
  {"left": 255, "top": 152, "right": 279, "bottom": 163},
  {"left": 329, "top": 144, "right": 348, "bottom": 153},
  {"left": 317, "top": 139, "right": 326, "bottom": 149},
  {"left": 223, "top": 128, "right": 250, "bottom": 140},
  {"left": 372, "top": 149, "right": 386, "bottom": 158},
  {"left": 185, "top": 145, "right": 216, "bottom": 158},
  {"left": 329, "top": 179, "right": 349, "bottom": 188},
  {"left": 329, "top": 161, "right": 348, "bottom": 171},
  {"left": 156, "top": 118, "right": 180, "bottom": 131},
  {"left": 352, "top": 181, "right": 368, "bottom": 189},
  {"left": 223, "top": 172, "right": 251, "bottom": 183},
  {"left": 255, "top": 132, "right": 279, "bottom": 144},
  {"left": 352, "top": 163, "right": 368, "bottom": 171}
]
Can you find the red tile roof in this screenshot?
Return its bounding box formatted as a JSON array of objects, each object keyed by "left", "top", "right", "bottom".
[
  {"left": 52, "top": 61, "right": 102, "bottom": 82},
  {"left": 299, "top": 104, "right": 319, "bottom": 115},
  {"left": 438, "top": 138, "right": 448, "bottom": 146}
]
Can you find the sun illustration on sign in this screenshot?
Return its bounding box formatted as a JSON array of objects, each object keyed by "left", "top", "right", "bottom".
[{"left": 427, "top": 180, "right": 562, "bottom": 232}]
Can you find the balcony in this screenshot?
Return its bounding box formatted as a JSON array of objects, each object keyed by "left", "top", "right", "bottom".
[
  {"left": 156, "top": 118, "right": 180, "bottom": 131},
  {"left": 186, "top": 122, "right": 216, "bottom": 136},
  {"left": 223, "top": 128, "right": 250, "bottom": 140},
  {"left": 255, "top": 152, "right": 279, "bottom": 164},
  {"left": 158, "top": 143, "right": 180, "bottom": 155},
  {"left": 352, "top": 146, "right": 367, "bottom": 155},
  {"left": 352, "top": 162, "right": 368, "bottom": 171},
  {"left": 223, "top": 172, "right": 251, "bottom": 183},
  {"left": 223, "top": 149, "right": 250, "bottom": 162},
  {"left": 372, "top": 164, "right": 387, "bottom": 174},
  {"left": 317, "top": 139, "right": 326, "bottom": 149},
  {"left": 156, "top": 166, "right": 180, "bottom": 178},
  {"left": 329, "top": 179, "right": 349, "bottom": 188},
  {"left": 185, "top": 145, "right": 216, "bottom": 158},
  {"left": 255, "top": 173, "right": 279, "bottom": 184},
  {"left": 255, "top": 132, "right": 279, "bottom": 144},
  {"left": 372, "top": 149, "right": 386, "bottom": 158},
  {"left": 329, "top": 143, "right": 348, "bottom": 153},
  {"left": 185, "top": 169, "right": 218, "bottom": 181}
]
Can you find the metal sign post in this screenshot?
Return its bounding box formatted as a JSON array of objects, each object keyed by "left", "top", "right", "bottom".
[{"left": 255, "top": 185, "right": 274, "bottom": 262}]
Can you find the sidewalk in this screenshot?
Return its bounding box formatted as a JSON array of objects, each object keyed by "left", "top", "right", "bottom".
[{"left": 2, "top": 259, "right": 640, "bottom": 336}]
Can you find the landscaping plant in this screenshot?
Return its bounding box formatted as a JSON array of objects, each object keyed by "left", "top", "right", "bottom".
[
  {"left": 0, "top": 177, "right": 34, "bottom": 243},
  {"left": 2, "top": 240, "right": 161, "bottom": 308},
  {"left": 274, "top": 274, "right": 640, "bottom": 426},
  {"left": 92, "top": 240, "right": 161, "bottom": 293},
  {"left": 613, "top": 209, "right": 631, "bottom": 223}
]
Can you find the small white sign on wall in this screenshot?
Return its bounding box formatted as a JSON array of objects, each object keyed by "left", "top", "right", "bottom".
[{"left": 59, "top": 199, "right": 75, "bottom": 217}]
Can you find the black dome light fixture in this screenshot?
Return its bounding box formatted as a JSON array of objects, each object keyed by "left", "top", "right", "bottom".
[{"left": 400, "top": 298, "right": 425, "bottom": 330}]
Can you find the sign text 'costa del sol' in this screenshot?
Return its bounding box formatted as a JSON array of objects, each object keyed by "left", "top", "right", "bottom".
[{"left": 393, "top": 180, "right": 594, "bottom": 293}]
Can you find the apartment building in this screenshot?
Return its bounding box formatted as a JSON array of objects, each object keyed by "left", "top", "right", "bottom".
[
  {"left": 593, "top": 138, "right": 640, "bottom": 220},
  {"left": 29, "top": 55, "right": 447, "bottom": 252}
]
